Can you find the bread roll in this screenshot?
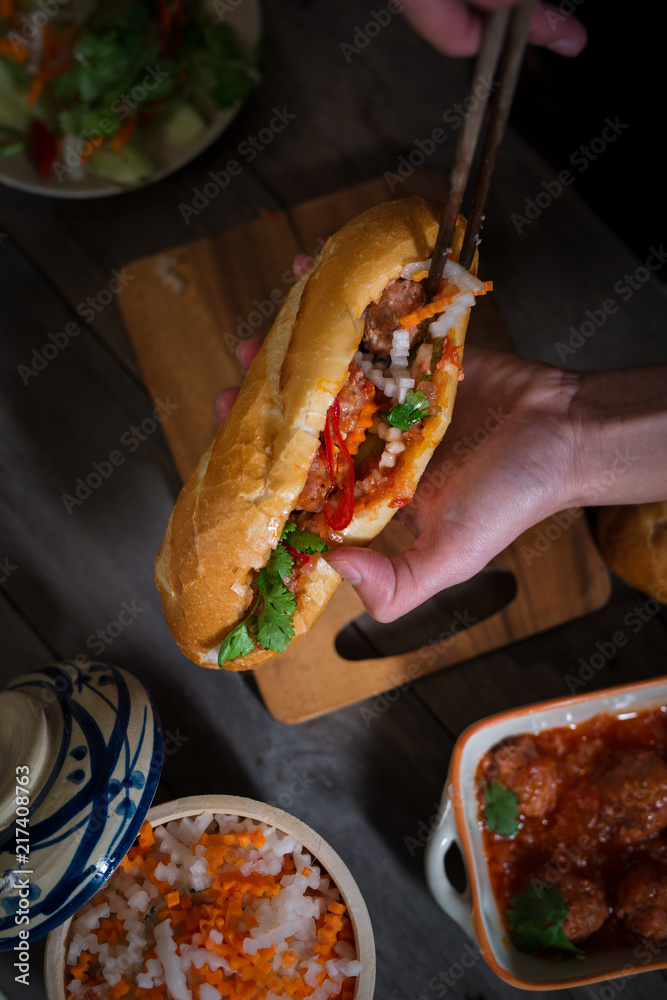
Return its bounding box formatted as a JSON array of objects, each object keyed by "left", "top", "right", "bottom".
[
  {"left": 597, "top": 503, "right": 667, "bottom": 602},
  {"left": 155, "top": 196, "right": 478, "bottom": 669}
]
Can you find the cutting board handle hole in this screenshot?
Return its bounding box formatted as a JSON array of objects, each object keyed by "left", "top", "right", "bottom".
[{"left": 334, "top": 569, "right": 517, "bottom": 661}]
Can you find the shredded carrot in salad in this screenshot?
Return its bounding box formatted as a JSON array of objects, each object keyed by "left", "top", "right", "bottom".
[
  {"left": 26, "top": 25, "right": 73, "bottom": 106},
  {"left": 111, "top": 115, "right": 138, "bottom": 151},
  {"left": 0, "top": 35, "right": 28, "bottom": 61},
  {"left": 65, "top": 814, "right": 361, "bottom": 1000}
]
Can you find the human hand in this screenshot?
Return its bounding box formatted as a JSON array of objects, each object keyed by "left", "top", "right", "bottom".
[
  {"left": 327, "top": 347, "right": 582, "bottom": 619},
  {"left": 215, "top": 339, "right": 667, "bottom": 622},
  {"left": 402, "top": 0, "right": 587, "bottom": 57},
  {"left": 214, "top": 344, "right": 582, "bottom": 620}
]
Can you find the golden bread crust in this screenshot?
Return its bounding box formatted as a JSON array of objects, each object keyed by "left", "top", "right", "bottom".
[
  {"left": 597, "top": 502, "right": 667, "bottom": 602},
  {"left": 155, "top": 196, "right": 476, "bottom": 668}
]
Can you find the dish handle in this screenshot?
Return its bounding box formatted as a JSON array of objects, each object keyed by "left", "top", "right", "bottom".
[{"left": 425, "top": 798, "right": 474, "bottom": 940}]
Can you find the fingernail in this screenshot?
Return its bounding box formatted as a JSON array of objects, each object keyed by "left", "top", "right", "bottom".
[{"left": 330, "top": 559, "right": 362, "bottom": 586}]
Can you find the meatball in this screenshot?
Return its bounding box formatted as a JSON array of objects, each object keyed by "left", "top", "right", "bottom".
[
  {"left": 600, "top": 750, "right": 667, "bottom": 844},
  {"left": 362, "top": 279, "right": 426, "bottom": 355},
  {"left": 559, "top": 872, "right": 609, "bottom": 942},
  {"left": 337, "top": 362, "right": 375, "bottom": 442},
  {"left": 486, "top": 736, "right": 558, "bottom": 818},
  {"left": 294, "top": 444, "right": 331, "bottom": 513},
  {"left": 616, "top": 862, "right": 667, "bottom": 939}
]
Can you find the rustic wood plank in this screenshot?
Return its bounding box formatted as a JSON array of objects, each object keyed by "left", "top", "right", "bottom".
[{"left": 416, "top": 577, "right": 667, "bottom": 736}]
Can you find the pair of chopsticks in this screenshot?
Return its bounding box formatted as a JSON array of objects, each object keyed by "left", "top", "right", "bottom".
[{"left": 425, "top": 0, "right": 535, "bottom": 296}]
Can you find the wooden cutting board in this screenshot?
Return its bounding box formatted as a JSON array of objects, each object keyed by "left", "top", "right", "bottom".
[{"left": 118, "top": 171, "right": 611, "bottom": 722}]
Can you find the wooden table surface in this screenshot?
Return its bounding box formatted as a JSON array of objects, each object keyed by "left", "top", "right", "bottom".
[{"left": 1, "top": 2, "right": 666, "bottom": 999}]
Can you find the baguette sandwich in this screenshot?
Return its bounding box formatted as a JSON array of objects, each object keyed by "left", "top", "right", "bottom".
[{"left": 155, "top": 195, "right": 490, "bottom": 669}]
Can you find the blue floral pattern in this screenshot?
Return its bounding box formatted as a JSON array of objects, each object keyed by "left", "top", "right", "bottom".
[{"left": 0, "top": 661, "right": 162, "bottom": 948}]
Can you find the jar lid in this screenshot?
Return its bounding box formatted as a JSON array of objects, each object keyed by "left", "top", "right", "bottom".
[{"left": 0, "top": 661, "right": 162, "bottom": 949}]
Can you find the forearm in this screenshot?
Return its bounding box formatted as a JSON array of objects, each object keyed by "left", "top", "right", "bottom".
[{"left": 569, "top": 366, "right": 667, "bottom": 507}]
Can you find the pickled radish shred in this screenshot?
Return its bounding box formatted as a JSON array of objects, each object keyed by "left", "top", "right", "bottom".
[
  {"left": 399, "top": 255, "right": 486, "bottom": 294},
  {"left": 64, "top": 814, "right": 361, "bottom": 1000},
  {"left": 428, "top": 291, "right": 475, "bottom": 338}
]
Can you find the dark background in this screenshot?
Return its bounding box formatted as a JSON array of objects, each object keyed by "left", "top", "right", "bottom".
[{"left": 511, "top": 3, "right": 665, "bottom": 281}]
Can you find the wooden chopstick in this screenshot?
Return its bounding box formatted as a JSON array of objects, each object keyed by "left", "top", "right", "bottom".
[{"left": 426, "top": 0, "right": 535, "bottom": 293}]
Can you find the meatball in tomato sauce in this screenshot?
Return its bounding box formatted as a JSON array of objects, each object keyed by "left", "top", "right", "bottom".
[
  {"left": 559, "top": 872, "right": 609, "bottom": 942},
  {"left": 600, "top": 750, "right": 667, "bottom": 845},
  {"left": 484, "top": 735, "right": 558, "bottom": 818},
  {"left": 616, "top": 862, "right": 667, "bottom": 940}
]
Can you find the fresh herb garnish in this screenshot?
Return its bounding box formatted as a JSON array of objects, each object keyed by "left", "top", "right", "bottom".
[
  {"left": 219, "top": 524, "right": 328, "bottom": 665},
  {"left": 218, "top": 597, "right": 259, "bottom": 666},
  {"left": 281, "top": 521, "right": 329, "bottom": 554},
  {"left": 253, "top": 578, "right": 297, "bottom": 654},
  {"left": 256, "top": 543, "right": 293, "bottom": 590},
  {"left": 508, "top": 884, "right": 584, "bottom": 957},
  {"left": 0, "top": 128, "right": 25, "bottom": 155},
  {"left": 384, "top": 389, "right": 430, "bottom": 431},
  {"left": 286, "top": 530, "right": 329, "bottom": 555},
  {"left": 483, "top": 781, "right": 521, "bottom": 837},
  {"left": 191, "top": 20, "right": 261, "bottom": 109}
]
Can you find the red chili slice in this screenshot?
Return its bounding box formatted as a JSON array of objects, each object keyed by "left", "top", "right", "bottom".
[
  {"left": 28, "top": 120, "right": 56, "bottom": 180},
  {"left": 323, "top": 398, "right": 355, "bottom": 531},
  {"left": 441, "top": 336, "right": 463, "bottom": 370},
  {"left": 284, "top": 543, "right": 310, "bottom": 565},
  {"left": 157, "top": 0, "right": 171, "bottom": 56}
]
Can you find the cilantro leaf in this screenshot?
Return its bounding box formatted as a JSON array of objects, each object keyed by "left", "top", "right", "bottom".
[
  {"left": 218, "top": 596, "right": 260, "bottom": 667},
  {"left": 188, "top": 20, "right": 260, "bottom": 110},
  {"left": 508, "top": 884, "right": 584, "bottom": 957},
  {"left": 483, "top": 781, "right": 521, "bottom": 837},
  {"left": 221, "top": 525, "right": 321, "bottom": 663},
  {"left": 58, "top": 106, "right": 123, "bottom": 140},
  {"left": 280, "top": 522, "right": 329, "bottom": 554},
  {"left": 384, "top": 389, "right": 431, "bottom": 431},
  {"left": 218, "top": 620, "right": 256, "bottom": 666},
  {"left": 254, "top": 581, "right": 296, "bottom": 653},
  {"left": 53, "top": 6, "right": 156, "bottom": 108},
  {"left": 256, "top": 544, "right": 293, "bottom": 590},
  {"left": 287, "top": 529, "right": 329, "bottom": 555}
]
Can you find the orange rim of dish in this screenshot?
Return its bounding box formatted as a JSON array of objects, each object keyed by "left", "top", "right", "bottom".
[{"left": 448, "top": 675, "right": 667, "bottom": 991}]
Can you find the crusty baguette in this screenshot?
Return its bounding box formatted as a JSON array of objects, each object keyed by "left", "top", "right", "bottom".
[
  {"left": 155, "top": 196, "right": 477, "bottom": 669},
  {"left": 597, "top": 502, "right": 667, "bottom": 602}
]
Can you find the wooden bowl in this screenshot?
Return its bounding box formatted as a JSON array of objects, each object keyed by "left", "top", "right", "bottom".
[{"left": 45, "top": 794, "right": 375, "bottom": 1000}]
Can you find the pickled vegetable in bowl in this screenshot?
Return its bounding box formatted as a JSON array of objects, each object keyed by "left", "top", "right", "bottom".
[{"left": 64, "top": 811, "right": 362, "bottom": 1000}]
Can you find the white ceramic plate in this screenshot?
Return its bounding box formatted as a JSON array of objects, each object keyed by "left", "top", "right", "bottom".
[{"left": 0, "top": 0, "right": 261, "bottom": 198}]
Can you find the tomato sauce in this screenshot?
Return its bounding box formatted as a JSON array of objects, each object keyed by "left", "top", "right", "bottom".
[{"left": 476, "top": 708, "right": 667, "bottom": 952}]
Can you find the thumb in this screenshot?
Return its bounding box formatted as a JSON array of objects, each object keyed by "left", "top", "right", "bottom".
[{"left": 326, "top": 545, "right": 439, "bottom": 623}]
